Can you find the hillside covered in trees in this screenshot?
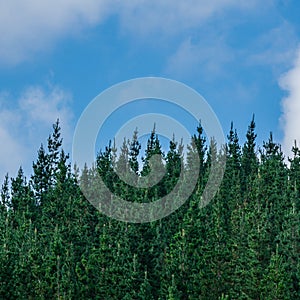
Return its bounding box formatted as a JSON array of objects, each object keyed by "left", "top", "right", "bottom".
[{"left": 0, "top": 118, "right": 299, "bottom": 299}]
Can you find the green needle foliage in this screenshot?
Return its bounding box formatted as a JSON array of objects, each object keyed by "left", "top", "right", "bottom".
[{"left": 0, "top": 117, "right": 299, "bottom": 299}]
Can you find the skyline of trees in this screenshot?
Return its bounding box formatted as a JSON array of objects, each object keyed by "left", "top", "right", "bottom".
[{"left": 0, "top": 117, "right": 299, "bottom": 299}]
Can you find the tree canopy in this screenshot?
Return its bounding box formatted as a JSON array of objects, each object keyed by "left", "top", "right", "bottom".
[{"left": 0, "top": 118, "right": 299, "bottom": 299}]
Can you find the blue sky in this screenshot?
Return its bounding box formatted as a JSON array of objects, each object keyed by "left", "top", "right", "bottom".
[{"left": 1, "top": 0, "right": 300, "bottom": 181}]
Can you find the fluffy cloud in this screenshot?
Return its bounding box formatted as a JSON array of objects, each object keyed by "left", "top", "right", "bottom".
[
  {"left": 279, "top": 47, "right": 300, "bottom": 156},
  {"left": 19, "top": 86, "right": 72, "bottom": 134},
  {"left": 0, "top": 125, "right": 24, "bottom": 179},
  {"left": 0, "top": 0, "right": 261, "bottom": 64},
  {"left": 248, "top": 21, "right": 298, "bottom": 73},
  {"left": 165, "top": 37, "right": 233, "bottom": 80},
  {"left": 0, "top": 85, "right": 73, "bottom": 181},
  {"left": 0, "top": 0, "right": 111, "bottom": 64},
  {"left": 117, "top": 0, "right": 260, "bottom": 36}
]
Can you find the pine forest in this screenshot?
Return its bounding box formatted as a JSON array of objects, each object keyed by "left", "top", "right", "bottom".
[{"left": 0, "top": 117, "right": 299, "bottom": 300}]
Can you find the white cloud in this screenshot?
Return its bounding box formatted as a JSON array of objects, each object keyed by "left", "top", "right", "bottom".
[
  {"left": 279, "top": 46, "right": 300, "bottom": 155},
  {"left": 0, "top": 0, "right": 262, "bottom": 65},
  {"left": 19, "top": 86, "right": 73, "bottom": 137},
  {"left": 0, "top": 125, "right": 24, "bottom": 178},
  {"left": 117, "top": 0, "right": 259, "bottom": 36},
  {"left": 165, "top": 17, "right": 299, "bottom": 81},
  {"left": 248, "top": 21, "right": 298, "bottom": 73},
  {"left": 165, "top": 37, "right": 233, "bottom": 80},
  {"left": 0, "top": 0, "right": 111, "bottom": 64},
  {"left": 0, "top": 85, "right": 73, "bottom": 181}
]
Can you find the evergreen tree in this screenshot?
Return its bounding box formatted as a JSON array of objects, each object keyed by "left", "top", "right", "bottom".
[
  {"left": 241, "top": 115, "right": 258, "bottom": 194},
  {"left": 0, "top": 117, "right": 299, "bottom": 299},
  {"left": 129, "top": 128, "right": 141, "bottom": 175},
  {"left": 11, "top": 167, "right": 36, "bottom": 220}
]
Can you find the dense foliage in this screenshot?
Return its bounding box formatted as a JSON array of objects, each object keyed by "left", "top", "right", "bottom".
[{"left": 0, "top": 118, "right": 299, "bottom": 299}]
